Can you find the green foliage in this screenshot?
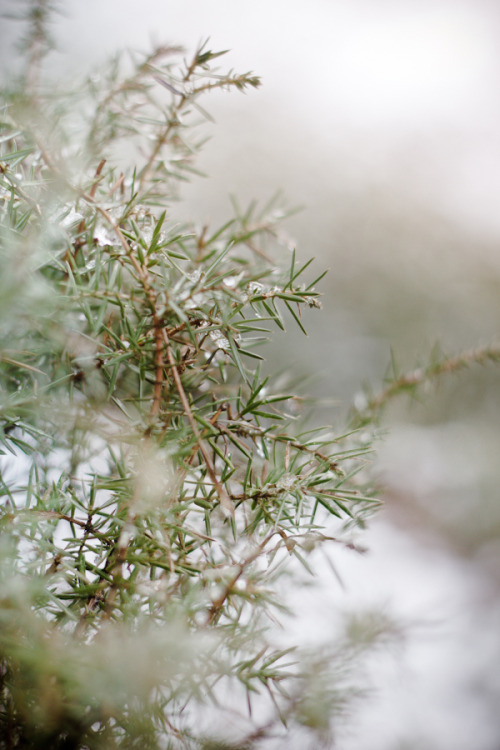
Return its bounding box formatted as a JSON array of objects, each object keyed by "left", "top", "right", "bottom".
[
  {"left": 0, "top": 11, "right": 380, "bottom": 749},
  {"left": 2, "top": 5, "right": 498, "bottom": 749}
]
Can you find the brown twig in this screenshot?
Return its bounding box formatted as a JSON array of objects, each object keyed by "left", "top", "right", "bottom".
[
  {"left": 84, "top": 194, "right": 233, "bottom": 514},
  {"left": 88, "top": 158, "right": 106, "bottom": 199},
  {"left": 353, "top": 343, "right": 500, "bottom": 427},
  {"left": 206, "top": 531, "right": 276, "bottom": 625},
  {"left": 137, "top": 48, "right": 199, "bottom": 192},
  {"left": 163, "top": 327, "right": 234, "bottom": 517},
  {"left": 225, "top": 419, "right": 341, "bottom": 473},
  {"left": 80, "top": 194, "right": 167, "bottom": 418}
]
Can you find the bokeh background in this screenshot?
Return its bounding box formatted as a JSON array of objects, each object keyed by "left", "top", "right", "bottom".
[{"left": 2, "top": 1, "right": 500, "bottom": 747}]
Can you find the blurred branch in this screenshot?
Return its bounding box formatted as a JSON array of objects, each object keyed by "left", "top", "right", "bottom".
[{"left": 351, "top": 343, "right": 500, "bottom": 427}]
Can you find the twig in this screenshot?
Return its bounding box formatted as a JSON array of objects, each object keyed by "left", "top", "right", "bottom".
[
  {"left": 226, "top": 419, "right": 341, "bottom": 472},
  {"left": 80, "top": 193, "right": 167, "bottom": 418},
  {"left": 352, "top": 343, "right": 500, "bottom": 427},
  {"left": 163, "top": 327, "right": 234, "bottom": 517},
  {"left": 206, "top": 531, "right": 276, "bottom": 625}
]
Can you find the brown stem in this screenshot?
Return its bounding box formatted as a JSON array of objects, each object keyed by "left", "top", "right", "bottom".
[
  {"left": 137, "top": 46, "right": 205, "bottom": 192},
  {"left": 355, "top": 343, "right": 500, "bottom": 426},
  {"left": 206, "top": 531, "right": 275, "bottom": 625},
  {"left": 163, "top": 327, "right": 234, "bottom": 517},
  {"left": 89, "top": 158, "right": 106, "bottom": 199},
  {"left": 226, "top": 420, "right": 341, "bottom": 473},
  {"left": 81, "top": 194, "right": 166, "bottom": 418}
]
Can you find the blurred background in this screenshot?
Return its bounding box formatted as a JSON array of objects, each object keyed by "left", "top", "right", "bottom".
[{"left": 1, "top": 1, "right": 500, "bottom": 747}]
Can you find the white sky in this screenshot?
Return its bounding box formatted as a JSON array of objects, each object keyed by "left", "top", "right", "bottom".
[
  {"left": 2, "top": 0, "right": 499, "bottom": 235},
  {"left": 33, "top": 0, "right": 497, "bottom": 237}
]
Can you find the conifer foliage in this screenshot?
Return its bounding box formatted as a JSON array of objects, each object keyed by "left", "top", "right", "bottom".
[{"left": 0, "top": 8, "right": 378, "bottom": 748}]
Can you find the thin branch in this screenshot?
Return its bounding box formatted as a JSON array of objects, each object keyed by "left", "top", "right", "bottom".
[
  {"left": 206, "top": 531, "right": 276, "bottom": 625},
  {"left": 80, "top": 192, "right": 167, "bottom": 418},
  {"left": 352, "top": 343, "right": 500, "bottom": 427},
  {"left": 163, "top": 327, "right": 234, "bottom": 517},
  {"left": 225, "top": 419, "right": 341, "bottom": 473}
]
